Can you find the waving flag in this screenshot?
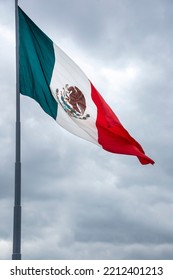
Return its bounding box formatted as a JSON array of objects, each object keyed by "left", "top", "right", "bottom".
[{"left": 19, "top": 7, "right": 154, "bottom": 165}]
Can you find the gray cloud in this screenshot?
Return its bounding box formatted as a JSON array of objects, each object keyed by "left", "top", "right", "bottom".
[{"left": 0, "top": 0, "right": 173, "bottom": 260}]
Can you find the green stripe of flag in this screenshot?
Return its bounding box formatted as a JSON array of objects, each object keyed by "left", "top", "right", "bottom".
[{"left": 19, "top": 7, "right": 57, "bottom": 119}]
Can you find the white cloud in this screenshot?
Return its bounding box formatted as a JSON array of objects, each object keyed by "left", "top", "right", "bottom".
[{"left": 0, "top": 25, "right": 14, "bottom": 43}]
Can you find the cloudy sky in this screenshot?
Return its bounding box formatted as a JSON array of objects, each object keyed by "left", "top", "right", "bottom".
[{"left": 0, "top": 0, "right": 173, "bottom": 260}]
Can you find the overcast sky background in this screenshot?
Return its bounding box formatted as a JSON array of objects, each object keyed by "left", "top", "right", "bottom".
[{"left": 0, "top": 0, "right": 173, "bottom": 260}]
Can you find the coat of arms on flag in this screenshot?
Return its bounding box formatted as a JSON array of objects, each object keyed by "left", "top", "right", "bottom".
[{"left": 55, "top": 84, "right": 90, "bottom": 120}]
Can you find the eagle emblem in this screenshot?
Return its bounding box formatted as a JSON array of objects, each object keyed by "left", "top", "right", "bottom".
[{"left": 56, "top": 84, "right": 90, "bottom": 120}]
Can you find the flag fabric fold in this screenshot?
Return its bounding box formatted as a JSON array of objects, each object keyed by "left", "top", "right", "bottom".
[{"left": 19, "top": 7, "right": 154, "bottom": 165}]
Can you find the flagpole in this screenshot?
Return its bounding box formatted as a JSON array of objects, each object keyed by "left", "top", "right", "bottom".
[{"left": 12, "top": 0, "right": 21, "bottom": 260}]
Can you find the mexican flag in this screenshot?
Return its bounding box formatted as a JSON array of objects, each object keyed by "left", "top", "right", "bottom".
[{"left": 19, "top": 7, "right": 154, "bottom": 165}]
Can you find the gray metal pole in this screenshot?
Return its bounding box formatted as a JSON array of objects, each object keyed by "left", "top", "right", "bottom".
[{"left": 12, "top": 0, "right": 21, "bottom": 260}]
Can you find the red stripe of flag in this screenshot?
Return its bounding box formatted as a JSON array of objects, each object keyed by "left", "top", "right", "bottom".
[{"left": 91, "top": 83, "right": 155, "bottom": 165}]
